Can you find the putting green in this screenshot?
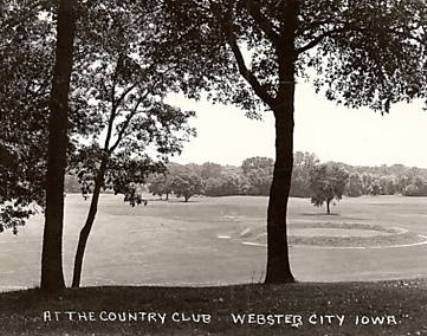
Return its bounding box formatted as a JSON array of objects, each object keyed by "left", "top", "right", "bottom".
[{"left": 225, "top": 222, "right": 427, "bottom": 248}]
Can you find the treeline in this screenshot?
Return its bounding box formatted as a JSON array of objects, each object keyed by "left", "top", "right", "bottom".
[
  {"left": 64, "top": 152, "right": 427, "bottom": 200},
  {"left": 292, "top": 152, "right": 427, "bottom": 198}
]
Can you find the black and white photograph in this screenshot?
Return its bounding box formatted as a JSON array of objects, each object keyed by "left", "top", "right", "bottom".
[{"left": 0, "top": 0, "right": 426, "bottom": 335}]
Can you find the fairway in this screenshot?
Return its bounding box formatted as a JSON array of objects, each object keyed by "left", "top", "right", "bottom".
[{"left": 1, "top": 195, "right": 427, "bottom": 291}]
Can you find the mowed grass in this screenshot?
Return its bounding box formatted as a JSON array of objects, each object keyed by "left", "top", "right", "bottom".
[
  {"left": 1, "top": 195, "right": 427, "bottom": 335},
  {"left": 1, "top": 194, "right": 427, "bottom": 290},
  {"left": 1, "top": 279, "right": 427, "bottom": 335}
]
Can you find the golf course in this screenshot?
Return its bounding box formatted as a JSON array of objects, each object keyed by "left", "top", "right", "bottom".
[
  {"left": 1, "top": 194, "right": 427, "bottom": 335},
  {"left": 1, "top": 194, "right": 427, "bottom": 290}
]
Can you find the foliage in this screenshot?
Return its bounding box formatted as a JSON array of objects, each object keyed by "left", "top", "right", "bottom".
[
  {"left": 310, "top": 163, "right": 349, "bottom": 214},
  {"left": 147, "top": 173, "right": 172, "bottom": 199},
  {"left": 170, "top": 171, "right": 203, "bottom": 202},
  {"left": 291, "top": 152, "right": 319, "bottom": 197},
  {"left": 204, "top": 173, "right": 242, "bottom": 196},
  {"left": 0, "top": 2, "right": 54, "bottom": 232},
  {"left": 346, "top": 173, "right": 364, "bottom": 197},
  {"left": 67, "top": 0, "right": 196, "bottom": 204}
]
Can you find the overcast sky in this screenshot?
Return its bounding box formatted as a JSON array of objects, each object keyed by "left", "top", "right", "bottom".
[{"left": 166, "top": 83, "right": 427, "bottom": 168}]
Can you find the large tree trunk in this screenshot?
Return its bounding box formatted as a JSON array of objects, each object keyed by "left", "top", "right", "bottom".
[
  {"left": 41, "top": 0, "right": 76, "bottom": 292},
  {"left": 72, "top": 161, "right": 106, "bottom": 288},
  {"left": 326, "top": 199, "right": 331, "bottom": 215},
  {"left": 265, "top": 101, "right": 295, "bottom": 284},
  {"left": 264, "top": 0, "right": 298, "bottom": 284}
]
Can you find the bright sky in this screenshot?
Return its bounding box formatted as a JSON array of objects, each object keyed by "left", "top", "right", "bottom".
[{"left": 166, "top": 83, "right": 427, "bottom": 168}]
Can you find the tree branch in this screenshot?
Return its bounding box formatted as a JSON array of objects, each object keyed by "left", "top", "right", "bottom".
[
  {"left": 212, "top": 3, "right": 275, "bottom": 107},
  {"left": 108, "top": 90, "right": 149, "bottom": 153},
  {"left": 114, "top": 83, "right": 138, "bottom": 108},
  {"left": 296, "top": 27, "right": 348, "bottom": 54},
  {"left": 246, "top": 0, "right": 280, "bottom": 47}
]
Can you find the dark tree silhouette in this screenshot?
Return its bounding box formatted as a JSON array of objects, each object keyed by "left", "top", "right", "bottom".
[
  {"left": 161, "top": 0, "right": 426, "bottom": 283},
  {"left": 41, "top": 0, "right": 77, "bottom": 292}
]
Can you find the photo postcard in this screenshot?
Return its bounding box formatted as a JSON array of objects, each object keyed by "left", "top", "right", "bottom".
[{"left": 0, "top": 0, "right": 426, "bottom": 335}]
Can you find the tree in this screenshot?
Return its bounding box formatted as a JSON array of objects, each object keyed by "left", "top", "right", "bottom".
[
  {"left": 241, "top": 157, "right": 274, "bottom": 196},
  {"left": 346, "top": 173, "right": 364, "bottom": 197},
  {"left": 69, "top": 1, "right": 195, "bottom": 287},
  {"left": 204, "top": 172, "right": 242, "bottom": 196},
  {"left": 368, "top": 179, "right": 382, "bottom": 196},
  {"left": 291, "top": 152, "right": 319, "bottom": 197},
  {"left": 380, "top": 176, "right": 397, "bottom": 195},
  {"left": 0, "top": 1, "right": 53, "bottom": 234},
  {"left": 403, "top": 176, "right": 427, "bottom": 196},
  {"left": 200, "top": 162, "right": 224, "bottom": 180},
  {"left": 162, "top": 0, "right": 426, "bottom": 283},
  {"left": 310, "top": 164, "right": 349, "bottom": 214},
  {"left": 148, "top": 173, "right": 172, "bottom": 200},
  {"left": 170, "top": 171, "right": 203, "bottom": 202},
  {"left": 41, "top": 0, "right": 77, "bottom": 292}
]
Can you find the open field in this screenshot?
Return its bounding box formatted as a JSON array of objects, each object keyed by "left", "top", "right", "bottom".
[{"left": 1, "top": 195, "right": 427, "bottom": 290}]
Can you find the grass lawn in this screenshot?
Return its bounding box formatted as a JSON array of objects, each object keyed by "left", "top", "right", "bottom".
[
  {"left": 1, "top": 279, "right": 427, "bottom": 335},
  {"left": 1, "top": 195, "right": 427, "bottom": 290},
  {"left": 1, "top": 195, "right": 427, "bottom": 334}
]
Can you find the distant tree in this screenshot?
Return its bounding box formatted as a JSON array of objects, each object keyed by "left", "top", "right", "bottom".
[
  {"left": 310, "top": 164, "right": 349, "bottom": 214},
  {"left": 403, "top": 176, "right": 427, "bottom": 196},
  {"left": 361, "top": 174, "right": 374, "bottom": 195},
  {"left": 291, "top": 152, "right": 319, "bottom": 197},
  {"left": 200, "top": 162, "right": 223, "bottom": 180},
  {"left": 204, "top": 177, "right": 223, "bottom": 196},
  {"left": 220, "top": 173, "right": 242, "bottom": 195},
  {"left": 379, "top": 176, "right": 397, "bottom": 195},
  {"left": 204, "top": 173, "right": 241, "bottom": 196},
  {"left": 346, "top": 173, "right": 364, "bottom": 197},
  {"left": 148, "top": 173, "right": 172, "bottom": 200},
  {"left": 241, "top": 157, "right": 274, "bottom": 175},
  {"left": 368, "top": 179, "right": 382, "bottom": 196},
  {"left": 241, "top": 157, "right": 274, "bottom": 196},
  {"left": 396, "top": 175, "right": 411, "bottom": 194},
  {"left": 170, "top": 172, "right": 203, "bottom": 202},
  {"left": 64, "top": 175, "right": 80, "bottom": 193}
]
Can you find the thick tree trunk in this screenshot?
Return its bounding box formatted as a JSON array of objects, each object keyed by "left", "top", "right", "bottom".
[
  {"left": 72, "top": 161, "right": 106, "bottom": 288},
  {"left": 265, "top": 112, "right": 295, "bottom": 283},
  {"left": 326, "top": 200, "right": 331, "bottom": 215},
  {"left": 264, "top": 0, "right": 298, "bottom": 284},
  {"left": 41, "top": 0, "right": 76, "bottom": 292}
]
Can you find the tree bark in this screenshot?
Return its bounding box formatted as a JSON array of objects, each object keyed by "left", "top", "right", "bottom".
[
  {"left": 41, "top": 0, "right": 76, "bottom": 292},
  {"left": 264, "top": 0, "right": 298, "bottom": 284},
  {"left": 326, "top": 199, "right": 331, "bottom": 215},
  {"left": 72, "top": 160, "right": 107, "bottom": 288}
]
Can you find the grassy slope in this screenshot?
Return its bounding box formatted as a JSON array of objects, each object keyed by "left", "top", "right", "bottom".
[{"left": 1, "top": 280, "right": 427, "bottom": 336}]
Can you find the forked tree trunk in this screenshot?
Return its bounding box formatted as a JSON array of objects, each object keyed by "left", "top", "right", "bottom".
[
  {"left": 264, "top": 0, "right": 298, "bottom": 284},
  {"left": 71, "top": 160, "right": 106, "bottom": 288},
  {"left": 41, "top": 0, "right": 76, "bottom": 293}
]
